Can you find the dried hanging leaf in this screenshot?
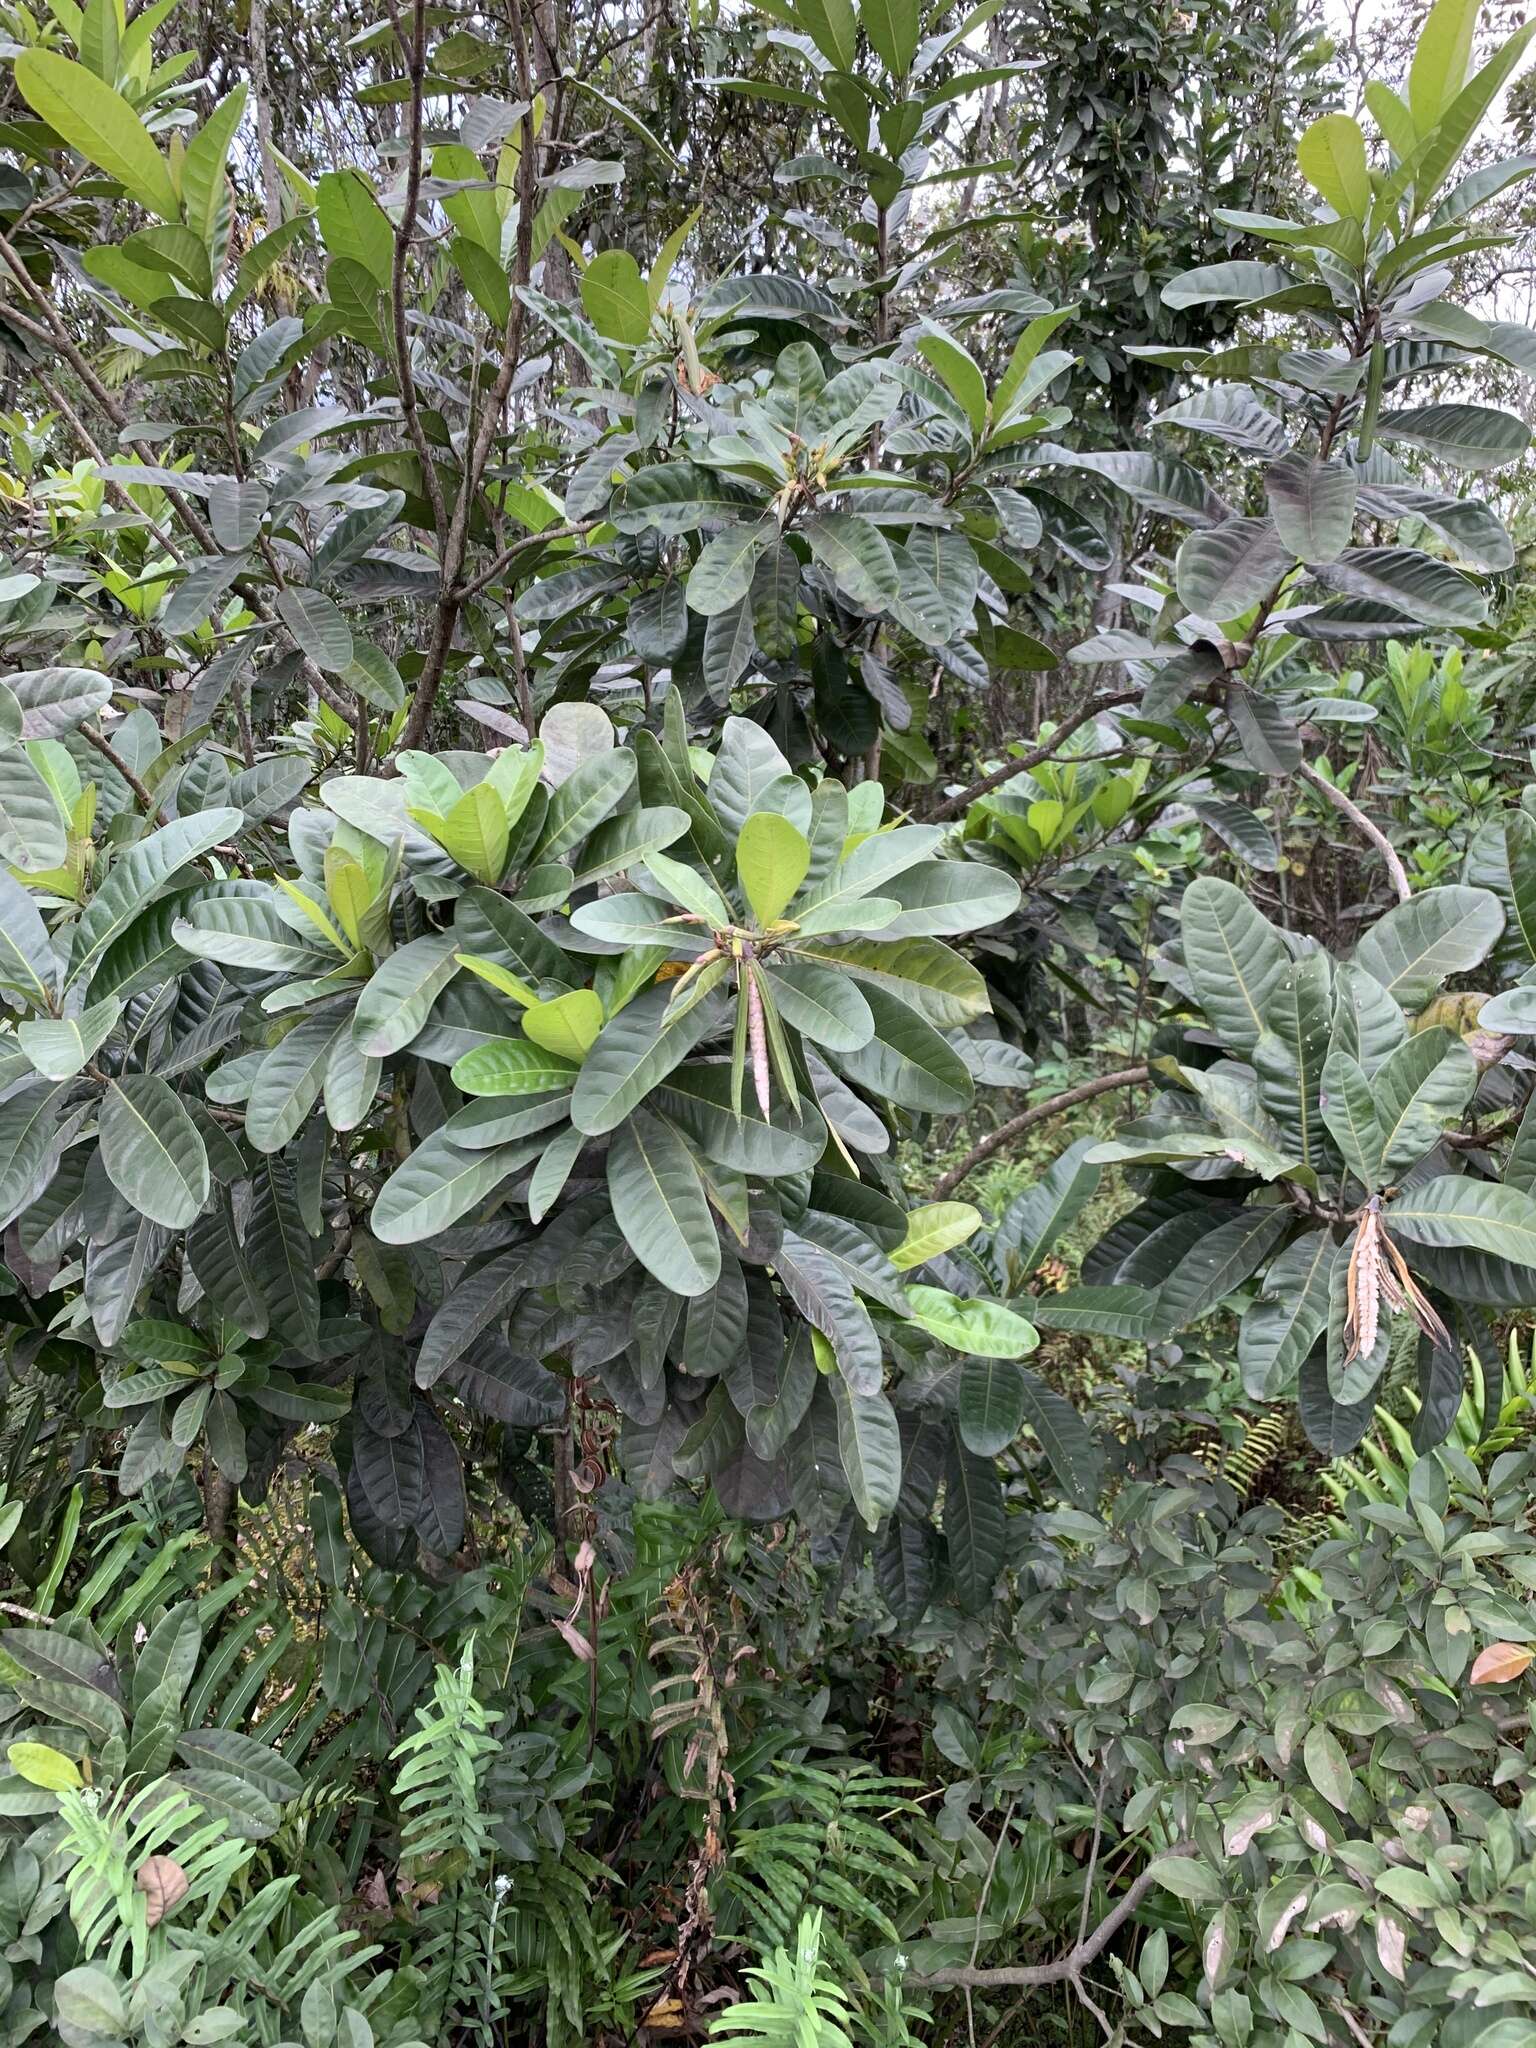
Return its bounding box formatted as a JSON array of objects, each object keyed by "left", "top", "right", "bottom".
[{"left": 135, "top": 1854, "right": 189, "bottom": 1926}]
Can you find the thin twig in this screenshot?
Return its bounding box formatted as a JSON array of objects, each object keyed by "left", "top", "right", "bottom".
[
  {"left": 1297, "top": 759, "right": 1410, "bottom": 905},
  {"left": 929, "top": 692, "right": 1141, "bottom": 821},
  {"left": 903, "top": 1843, "right": 1196, "bottom": 1990},
  {"left": 79, "top": 723, "right": 169, "bottom": 824},
  {"left": 932, "top": 1067, "right": 1150, "bottom": 1200}
]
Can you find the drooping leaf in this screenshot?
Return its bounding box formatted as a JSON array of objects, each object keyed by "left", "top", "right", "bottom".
[{"left": 99, "top": 1077, "right": 209, "bottom": 1230}]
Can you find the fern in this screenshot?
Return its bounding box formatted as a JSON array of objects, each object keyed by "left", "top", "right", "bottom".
[
  {"left": 710, "top": 1910, "right": 856, "bottom": 2047},
  {"left": 388, "top": 1638, "right": 502, "bottom": 2038},
  {"left": 718, "top": 1763, "right": 922, "bottom": 1985},
  {"left": 391, "top": 1638, "right": 498, "bottom": 1878},
  {"left": 56, "top": 1776, "right": 252, "bottom": 1975}
]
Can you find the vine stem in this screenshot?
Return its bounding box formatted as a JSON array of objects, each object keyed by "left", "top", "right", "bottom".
[
  {"left": 931, "top": 1066, "right": 1150, "bottom": 1200},
  {"left": 1296, "top": 759, "right": 1411, "bottom": 904}
]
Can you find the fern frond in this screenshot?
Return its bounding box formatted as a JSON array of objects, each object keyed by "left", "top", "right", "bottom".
[
  {"left": 390, "top": 1638, "right": 498, "bottom": 1878},
  {"left": 718, "top": 1764, "right": 923, "bottom": 1986},
  {"left": 709, "top": 1910, "right": 856, "bottom": 2047}
]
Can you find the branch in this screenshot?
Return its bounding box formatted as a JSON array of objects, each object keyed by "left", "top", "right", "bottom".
[
  {"left": 385, "top": 0, "right": 448, "bottom": 539},
  {"left": 1296, "top": 760, "right": 1410, "bottom": 905},
  {"left": 932, "top": 1066, "right": 1150, "bottom": 1200},
  {"left": 902, "top": 1843, "right": 1195, "bottom": 1990},
  {"left": 79, "top": 723, "right": 168, "bottom": 824},
  {"left": 394, "top": 0, "right": 543, "bottom": 756},
  {"left": 929, "top": 692, "right": 1141, "bottom": 821}
]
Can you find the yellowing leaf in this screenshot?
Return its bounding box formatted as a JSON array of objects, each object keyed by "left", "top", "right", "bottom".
[
  {"left": 736, "top": 811, "right": 810, "bottom": 928},
  {"left": 415, "top": 783, "right": 510, "bottom": 885},
  {"left": 456, "top": 952, "right": 538, "bottom": 1007},
  {"left": 891, "top": 1201, "right": 983, "bottom": 1271},
  {"left": 7, "top": 1740, "right": 82, "bottom": 1791},
  {"left": 1297, "top": 113, "right": 1371, "bottom": 219},
  {"left": 522, "top": 989, "right": 604, "bottom": 1062},
  {"left": 580, "top": 249, "right": 651, "bottom": 346},
  {"left": 14, "top": 51, "right": 179, "bottom": 220},
  {"left": 274, "top": 877, "right": 348, "bottom": 955}
]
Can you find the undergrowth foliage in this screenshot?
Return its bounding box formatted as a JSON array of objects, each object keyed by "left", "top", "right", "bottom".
[{"left": 4, "top": 0, "right": 1536, "bottom": 2040}]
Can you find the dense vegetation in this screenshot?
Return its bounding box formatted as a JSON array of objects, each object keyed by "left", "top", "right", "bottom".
[{"left": 7, "top": 0, "right": 1536, "bottom": 2040}]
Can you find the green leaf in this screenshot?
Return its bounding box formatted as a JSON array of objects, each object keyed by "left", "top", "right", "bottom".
[
  {"left": 536, "top": 746, "right": 637, "bottom": 860},
  {"left": 891, "top": 1201, "right": 982, "bottom": 1271},
  {"left": 7, "top": 665, "right": 112, "bottom": 738},
  {"left": 373, "top": 1131, "right": 538, "bottom": 1245},
  {"left": 1298, "top": 112, "right": 1371, "bottom": 216},
  {"left": 831, "top": 1378, "right": 901, "bottom": 1529},
  {"left": 181, "top": 83, "right": 247, "bottom": 252},
  {"left": 1016, "top": 1368, "right": 1103, "bottom": 1504},
  {"left": 53, "top": 1968, "right": 126, "bottom": 2036},
  {"left": 1415, "top": 20, "right": 1536, "bottom": 203},
  {"left": 687, "top": 523, "right": 774, "bottom": 616},
  {"left": 352, "top": 933, "right": 460, "bottom": 1057},
  {"left": 1175, "top": 516, "right": 1294, "bottom": 618},
  {"left": 774, "top": 1228, "right": 883, "bottom": 1393},
  {"left": 1408, "top": 0, "right": 1478, "bottom": 134},
  {"left": 1376, "top": 403, "right": 1530, "bottom": 471},
  {"left": 1373, "top": 1028, "right": 1477, "bottom": 1178},
  {"left": 17, "top": 995, "right": 119, "bottom": 1081},
  {"left": 957, "top": 1354, "right": 1026, "bottom": 1456},
  {"left": 422, "top": 782, "right": 510, "bottom": 884},
  {"left": 1239, "top": 1229, "right": 1338, "bottom": 1398},
  {"left": 1302, "top": 1722, "right": 1352, "bottom": 1812},
  {"left": 1320, "top": 1048, "right": 1384, "bottom": 1185},
  {"left": 836, "top": 983, "right": 972, "bottom": 1113},
  {"left": 0, "top": 750, "right": 67, "bottom": 874},
  {"left": 656, "top": 1064, "right": 828, "bottom": 1174},
  {"left": 580, "top": 249, "right": 652, "bottom": 345},
  {"left": 607, "top": 1110, "right": 721, "bottom": 1296},
  {"left": 995, "top": 1138, "right": 1102, "bottom": 1276},
  {"left": 795, "top": 0, "right": 857, "bottom": 70},
  {"left": 99, "top": 1076, "right": 209, "bottom": 1229},
  {"left": 1313, "top": 546, "right": 1486, "bottom": 628},
  {"left": 801, "top": 511, "right": 900, "bottom": 610},
  {"left": 1353, "top": 885, "right": 1503, "bottom": 1010},
  {"left": 862, "top": 0, "right": 920, "bottom": 74},
  {"left": 315, "top": 167, "right": 393, "bottom": 286},
  {"left": 521, "top": 989, "right": 603, "bottom": 1062},
  {"left": 1157, "top": 1207, "right": 1295, "bottom": 1331},
  {"left": 904, "top": 1284, "right": 1038, "bottom": 1357},
  {"left": 1266, "top": 454, "right": 1357, "bottom": 563},
  {"left": 762, "top": 957, "right": 873, "bottom": 1052},
  {"left": 1389, "top": 1176, "right": 1536, "bottom": 1269},
  {"left": 246, "top": 1013, "right": 346, "bottom": 1153},
  {"left": 917, "top": 323, "right": 987, "bottom": 437},
  {"left": 451, "top": 1038, "right": 579, "bottom": 1096},
  {"left": 70, "top": 809, "right": 246, "bottom": 989},
  {"left": 174, "top": 1727, "right": 301, "bottom": 1805},
  {"left": 1181, "top": 878, "right": 1293, "bottom": 1060},
  {"left": 1160, "top": 260, "right": 1296, "bottom": 309},
  {"left": 7, "top": 1739, "right": 82, "bottom": 1790},
  {"left": 737, "top": 811, "right": 810, "bottom": 926},
  {"left": 0, "top": 871, "right": 56, "bottom": 1009},
  {"left": 276, "top": 585, "right": 354, "bottom": 672},
  {"left": 571, "top": 982, "right": 724, "bottom": 1135},
  {"left": 14, "top": 50, "right": 178, "bottom": 218},
  {"left": 946, "top": 1436, "right": 1005, "bottom": 1611}
]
